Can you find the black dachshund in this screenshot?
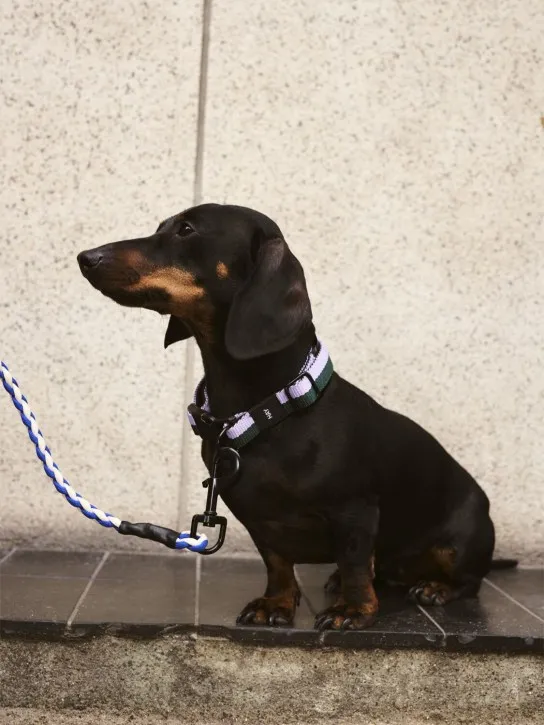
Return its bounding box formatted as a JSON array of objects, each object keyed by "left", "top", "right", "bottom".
[{"left": 78, "top": 203, "right": 507, "bottom": 630}]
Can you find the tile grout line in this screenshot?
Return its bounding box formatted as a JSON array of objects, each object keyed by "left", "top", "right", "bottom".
[
  {"left": 193, "top": 0, "right": 212, "bottom": 207},
  {"left": 416, "top": 604, "right": 447, "bottom": 637},
  {"left": 177, "top": 0, "right": 213, "bottom": 535},
  {"left": 0, "top": 548, "right": 16, "bottom": 568},
  {"left": 66, "top": 552, "right": 110, "bottom": 630},
  {"left": 483, "top": 577, "right": 544, "bottom": 624},
  {"left": 293, "top": 566, "right": 317, "bottom": 617}
]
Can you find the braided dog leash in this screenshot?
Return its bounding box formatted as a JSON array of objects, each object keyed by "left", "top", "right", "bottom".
[{"left": 0, "top": 360, "right": 210, "bottom": 552}]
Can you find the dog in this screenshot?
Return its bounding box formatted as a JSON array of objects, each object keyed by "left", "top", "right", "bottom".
[{"left": 78, "top": 203, "right": 504, "bottom": 630}]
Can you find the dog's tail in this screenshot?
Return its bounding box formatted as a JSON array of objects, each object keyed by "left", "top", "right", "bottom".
[{"left": 490, "top": 558, "right": 518, "bottom": 570}]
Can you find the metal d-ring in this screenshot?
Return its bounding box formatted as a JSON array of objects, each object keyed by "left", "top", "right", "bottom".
[{"left": 284, "top": 371, "right": 320, "bottom": 403}]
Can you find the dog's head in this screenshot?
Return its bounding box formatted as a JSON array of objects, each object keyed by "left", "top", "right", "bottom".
[{"left": 77, "top": 203, "right": 312, "bottom": 359}]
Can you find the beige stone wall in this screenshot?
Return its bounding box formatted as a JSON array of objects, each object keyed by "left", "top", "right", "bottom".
[
  {"left": 1, "top": 0, "right": 542, "bottom": 563},
  {"left": 0, "top": 0, "right": 202, "bottom": 551}
]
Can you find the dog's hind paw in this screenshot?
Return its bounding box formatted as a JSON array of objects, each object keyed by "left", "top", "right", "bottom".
[{"left": 408, "top": 580, "right": 452, "bottom": 606}]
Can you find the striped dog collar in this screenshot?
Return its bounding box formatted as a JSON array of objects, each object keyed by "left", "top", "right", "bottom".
[{"left": 187, "top": 339, "right": 334, "bottom": 450}]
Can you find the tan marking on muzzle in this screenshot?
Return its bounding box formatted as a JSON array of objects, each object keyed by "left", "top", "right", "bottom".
[
  {"left": 119, "top": 249, "right": 153, "bottom": 272},
  {"left": 216, "top": 261, "right": 229, "bottom": 279},
  {"left": 131, "top": 267, "right": 205, "bottom": 307},
  {"left": 112, "top": 251, "right": 213, "bottom": 339},
  {"left": 132, "top": 266, "right": 213, "bottom": 340}
]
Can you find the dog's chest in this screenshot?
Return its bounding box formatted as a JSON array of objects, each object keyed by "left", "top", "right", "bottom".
[{"left": 220, "top": 471, "right": 335, "bottom": 563}]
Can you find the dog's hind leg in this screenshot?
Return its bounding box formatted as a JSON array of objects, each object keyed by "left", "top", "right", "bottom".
[
  {"left": 400, "top": 485, "right": 495, "bottom": 606},
  {"left": 407, "top": 514, "right": 495, "bottom": 606}
]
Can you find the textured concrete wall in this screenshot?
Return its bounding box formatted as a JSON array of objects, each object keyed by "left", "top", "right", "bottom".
[
  {"left": 0, "top": 0, "right": 201, "bottom": 551},
  {"left": 1, "top": 1, "right": 542, "bottom": 562}
]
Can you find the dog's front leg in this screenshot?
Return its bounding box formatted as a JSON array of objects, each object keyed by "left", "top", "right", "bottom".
[
  {"left": 315, "top": 501, "right": 379, "bottom": 631},
  {"left": 236, "top": 548, "right": 300, "bottom": 627}
]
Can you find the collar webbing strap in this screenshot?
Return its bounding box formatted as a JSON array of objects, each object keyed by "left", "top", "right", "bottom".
[{"left": 187, "top": 340, "right": 333, "bottom": 450}]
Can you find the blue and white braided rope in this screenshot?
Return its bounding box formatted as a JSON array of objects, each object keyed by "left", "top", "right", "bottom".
[{"left": 0, "top": 361, "right": 208, "bottom": 552}]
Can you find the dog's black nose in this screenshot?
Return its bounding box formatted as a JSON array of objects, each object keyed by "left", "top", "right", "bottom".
[{"left": 77, "top": 250, "right": 103, "bottom": 273}]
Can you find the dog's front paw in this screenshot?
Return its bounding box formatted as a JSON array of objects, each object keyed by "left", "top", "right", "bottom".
[
  {"left": 314, "top": 604, "right": 377, "bottom": 631},
  {"left": 236, "top": 595, "right": 298, "bottom": 627}
]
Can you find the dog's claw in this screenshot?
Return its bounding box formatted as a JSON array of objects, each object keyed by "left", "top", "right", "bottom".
[
  {"left": 236, "top": 610, "right": 255, "bottom": 625},
  {"left": 408, "top": 581, "right": 449, "bottom": 607},
  {"left": 315, "top": 615, "right": 334, "bottom": 630},
  {"left": 314, "top": 605, "right": 376, "bottom": 631},
  {"left": 269, "top": 613, "right": 289, "bottom": 627},
  {"left": 408, "top": 586, "right": 422, "bottom": 603}
]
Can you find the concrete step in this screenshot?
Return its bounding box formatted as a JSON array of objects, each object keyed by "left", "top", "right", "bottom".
[
  {"left": 1, "top": 635, "right": 542, "bottom": 724},
  {"left": 1, "top": 552, "right": 542, "bottom": 723}
]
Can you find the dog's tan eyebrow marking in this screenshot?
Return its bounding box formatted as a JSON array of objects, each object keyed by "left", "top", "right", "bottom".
[{"left": 216, "top": 262, "right": 229, "bottom": 279}]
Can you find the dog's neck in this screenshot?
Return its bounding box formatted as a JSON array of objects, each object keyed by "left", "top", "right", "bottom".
[{"left": 193, "top": 325, "right": 317, "bottom": 419}]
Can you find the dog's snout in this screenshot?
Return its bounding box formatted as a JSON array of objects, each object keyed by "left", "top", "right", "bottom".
[{"left": 77, "top": 250, "right": 103, "bottom": 273}]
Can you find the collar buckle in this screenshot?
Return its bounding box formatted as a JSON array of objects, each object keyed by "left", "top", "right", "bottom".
[{"left": 188, "top": 403, "right": 225, "bottom": 441}]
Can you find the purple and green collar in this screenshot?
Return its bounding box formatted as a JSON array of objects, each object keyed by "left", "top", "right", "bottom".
[{"left": 188, "top": 340, "right": 333, "bottom": 450}]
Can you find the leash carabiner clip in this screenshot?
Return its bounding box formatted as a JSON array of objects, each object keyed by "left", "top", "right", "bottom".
[
  {"left": 190, "top": 512, "right": 227, "bottom": 555},
  {"left": 190, "top": 446, "right": 240, "bottom": 555}
]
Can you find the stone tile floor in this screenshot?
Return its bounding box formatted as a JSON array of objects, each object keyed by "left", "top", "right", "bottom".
[{"left": 0, "top": 549, "right": 542, "bottom": 653}]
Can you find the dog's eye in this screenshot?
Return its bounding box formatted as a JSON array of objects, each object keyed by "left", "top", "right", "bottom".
[{"left": 177, "top": 222, "right": 194, "bottom": 237}]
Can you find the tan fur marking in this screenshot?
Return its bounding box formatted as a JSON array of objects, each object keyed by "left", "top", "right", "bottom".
[
  {"left": 431, "top": 546, "right": 457, "bottom": 576},
  {"left": 335, "top": 587, "right": 378, "bottom": 615},
  {"left": 398, "top": 546, "right": 458, "bottom": 585},
  {"left": 131, "top": 267, "right": 204, "bottom": 301},
  {"left": 131, "top": 266, "right": 213, "bottom": 341},
  {"left": 360, "top": 581, "right": 379, "bottom": 614},
  {"left": 253, "top": 608, "right": 269, "bottom": 625},
  {"left": 216, "top": 261, "right": 229, "bottom": 279},
  {"left": 119, "top": 249, "right": 152, "bottom": 271}
]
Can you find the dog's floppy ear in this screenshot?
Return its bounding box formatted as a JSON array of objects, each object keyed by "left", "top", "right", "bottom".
[
  {"left": 164, "top": 316, "right": 193, "bottom": 348},
  {"left": 225, "top": 237, "right": 312, "bottom": 360}
]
